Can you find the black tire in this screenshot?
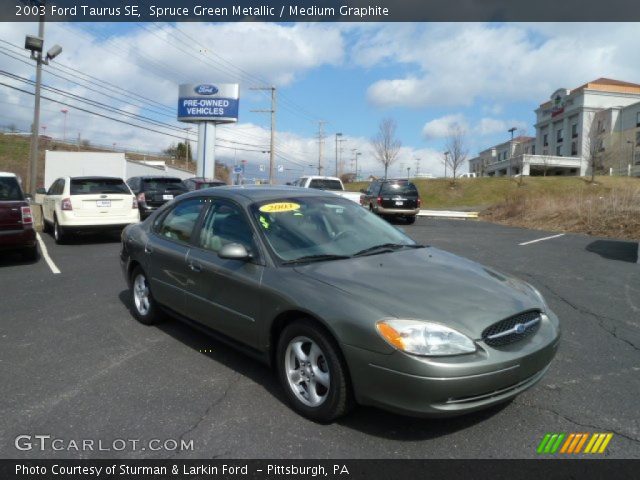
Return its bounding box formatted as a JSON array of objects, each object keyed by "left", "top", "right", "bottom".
[
  {"left": 406, "top": 215, "right": 416, "bottom": 224},
  {"left": 42, "top": 219, "right": 51, "bottom": 234},
  {"left": 129, "top": 266, "right": 163, "bottom": 325},
  {"left": 53, "top": 217, "right": 66, "bottom": 244},
  {"left": 276, "top": 319, "right": 353, "bottom": 422},
  {"left": 22, "top": 245, "right": 38, "bottom": 261}
]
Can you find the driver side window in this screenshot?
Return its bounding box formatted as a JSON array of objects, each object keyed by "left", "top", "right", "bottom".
[{"left": 198, "top": 201, "right": 255, "bottom": 253}]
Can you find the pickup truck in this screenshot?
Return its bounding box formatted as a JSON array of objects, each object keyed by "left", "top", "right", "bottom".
[{"left": 291, "top": 176, "right": 362, "bottom": 204}]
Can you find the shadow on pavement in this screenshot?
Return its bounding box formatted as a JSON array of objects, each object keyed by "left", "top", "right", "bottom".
[
  {"left": 586, "top": 239, "right": 639, "bottom": 263},
  {"left": 117, "top": 288, "right": 510, "bottom": 441},
  {"left": 0, "top": 250, "right": 39, "bottom": 268}
]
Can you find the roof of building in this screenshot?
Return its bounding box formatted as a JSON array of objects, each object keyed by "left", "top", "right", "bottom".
[{"left": 540, "top": 78, "right": 640, "bottom": 107}]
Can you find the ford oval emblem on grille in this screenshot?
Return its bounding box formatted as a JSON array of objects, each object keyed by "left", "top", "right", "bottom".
[
  {"left": 514, "top": 323, "right": 526, "bottom": 334},
  {"left": 194, "top": 84, "right": 218, "bottom": 95}
]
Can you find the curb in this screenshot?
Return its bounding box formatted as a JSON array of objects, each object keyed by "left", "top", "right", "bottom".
[{"left": 417, "top": 210, "right": 479, "bottom": 219}]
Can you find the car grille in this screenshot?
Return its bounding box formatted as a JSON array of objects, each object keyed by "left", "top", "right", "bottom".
[{"left": 481, "top": 310, "right": 541, "bottom": 347}]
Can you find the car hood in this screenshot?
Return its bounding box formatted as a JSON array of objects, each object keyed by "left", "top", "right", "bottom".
[{"left": 293, "top": 247, "right": 543, "bottom": 338}]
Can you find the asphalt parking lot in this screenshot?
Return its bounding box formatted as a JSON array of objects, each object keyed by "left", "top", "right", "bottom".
[{"left": 1, "top": 218, "right": 639, "bottom": 459}]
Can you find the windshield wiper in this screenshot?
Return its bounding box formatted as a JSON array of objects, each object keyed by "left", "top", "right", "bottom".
[
  {"left": 352, "top": 243, "right": 424, "bottom": 257},
  {"left": 282, "top": 254, "right": 351, "bottom": 265}
]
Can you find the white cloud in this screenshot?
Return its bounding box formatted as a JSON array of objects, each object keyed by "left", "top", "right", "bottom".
[
  {"left": 360, "top": 23, "right": 640, "bottom": 108},
  {"left": 422, "top": 114, "right": 468, "bottom": 140},
  {"left": 475, "top": 117, "right": 529, "bottom": 136}
]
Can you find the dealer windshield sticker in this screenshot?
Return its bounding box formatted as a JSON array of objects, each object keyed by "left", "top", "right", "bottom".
[{"left": 259, "top": 202, "right": 300, "bottom": 213}]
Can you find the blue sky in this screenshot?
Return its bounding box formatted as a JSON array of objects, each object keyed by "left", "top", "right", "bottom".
[{"left": 1, "top": 22, "right": 639, "bottom": 181}]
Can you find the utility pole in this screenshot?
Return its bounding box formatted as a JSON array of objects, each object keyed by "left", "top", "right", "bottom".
[
  {"left": 317, "top": 121, "right": 327, "bottom": 175},
  {"left": 337, "top": 137, "right": 347, "bottom": 177},
  {"left": 334, "top": 132, "right": 342, "bottom": 177},
  {"left": 250, "top": 86, "right": 276, "bottom": 184},
  {"left": 414, "top": 157, "right": 421, "bottom": 177},
  {"left": 353, "top": 150, "right": 361, "bottom": 181},
  {"left": 27, "top": 18, "right": 45, "bottom": 195},
  {"left": 184, "top": 126, "right": 192, "bottom": 170},
  {"left": 444, "top": 151, "right": 450, "bottom": 178}
]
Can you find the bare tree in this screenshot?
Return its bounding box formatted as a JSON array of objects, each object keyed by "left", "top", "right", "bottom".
[
  {"left": 444, "top": 124, "right": 468, "bottom": 182},
  {"left": 371, "top": 118, "right": 402, "bottom": 179},
  {"left": 583, "top": 111, "right": 606, "bottom": 183}
]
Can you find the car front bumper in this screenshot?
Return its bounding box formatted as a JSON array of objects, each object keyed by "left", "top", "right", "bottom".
[{"left": 342, "top": 311, "right": 560, "bottom": 417}]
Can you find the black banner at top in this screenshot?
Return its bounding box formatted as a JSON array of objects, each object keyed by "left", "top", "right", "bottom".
[{"left": 3, "top": 0, "right": 640, "bottom": 22}]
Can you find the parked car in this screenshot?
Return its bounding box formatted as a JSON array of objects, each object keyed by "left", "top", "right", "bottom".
[
  {"left": 126, "top": 176, "right": 188, "bottom": 219},
  {"left": 360, "top": 179, "right": 421, "bottom": 223},
  {"left": 292, "top": 176, "right": 362, "bottom": 204},
  {"left": 183, "top": 177, "right": 226, "bottom": 191},
  {"left": 41, "top": 176, "right": 139, "bottom": 244},
  {"left": 0, "top": 172, "right": 37, "bottom": 260},
  {"left": 120, "top": 186, "right": 560, "bottom": 422}
]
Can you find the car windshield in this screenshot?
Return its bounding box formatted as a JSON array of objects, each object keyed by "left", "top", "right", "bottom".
[
  {"left": 308, "top": 179, "right": 343, "bottom": 190},
  {"left": 70, "top": 178, "right": 130, "bottom": 195},
  {"left": 0, "top": 176, "right": 23, "bottom": 201},
  {"left": 380, "top": 182, "right": 419, "bottom": 196},
  {"left": 143, "top": 178, "right": 186, "bottom": 191},
  {"left": 250, "top": 196, "right": 417, "bottom": 262}
]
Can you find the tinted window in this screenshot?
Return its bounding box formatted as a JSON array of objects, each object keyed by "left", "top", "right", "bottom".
[
  {"left": 380, "top": 182, "right": 418, "bottom": 196},
  {"left": 0, "top": 176, "right": 23, "bottom": 201},
  {"left": 142, "top": 178, "right": 186, "bottom": 191},
  {"left": 157, "top": 198, "right": 205, "bottom": 243},
  {"left": 308, "top": 179, "right": 343, "bottom": 190},
  {"left": 199, "top": 201, "right": 255, "bottom": 252},
  {"left": 251, "top": 196, "right": 413, "bottom": 261},
  {"left": 70, "top": 178, "right": 130, "bottom": 195}
]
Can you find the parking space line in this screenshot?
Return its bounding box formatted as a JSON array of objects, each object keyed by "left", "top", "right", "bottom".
[
  {"left": 36, "top": 232, "right": 61, "bottom": 274},
  {"left": 519, "top": 233, "right": 565, "bottom": 246}
]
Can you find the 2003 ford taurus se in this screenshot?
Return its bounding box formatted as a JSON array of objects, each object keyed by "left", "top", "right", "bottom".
[{"left": 120, "top": 186, "right": 560, "bottom": 422}]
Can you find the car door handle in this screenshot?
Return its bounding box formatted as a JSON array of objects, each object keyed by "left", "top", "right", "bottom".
[{"left": 188, "top": 262, "right": 202, "bottom": 273}]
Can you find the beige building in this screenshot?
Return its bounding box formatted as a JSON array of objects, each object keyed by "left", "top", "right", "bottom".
[{"left": 469, "top": 78, "right": 640, "bottom": 177}]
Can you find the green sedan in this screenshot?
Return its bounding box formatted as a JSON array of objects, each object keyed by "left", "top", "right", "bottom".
[{"left": 120, "top": 186, "right": 560, "bottom": 422}]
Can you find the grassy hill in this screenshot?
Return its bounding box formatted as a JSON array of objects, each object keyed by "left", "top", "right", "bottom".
[{"left": 347, "top": 176, "right": 640, "bottom": 240}]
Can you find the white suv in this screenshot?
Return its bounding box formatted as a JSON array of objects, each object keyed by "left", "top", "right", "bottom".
[{"left": 42, "top": 176, "right": 140, "bottom": 243}]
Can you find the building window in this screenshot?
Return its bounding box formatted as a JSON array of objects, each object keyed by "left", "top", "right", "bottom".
[
  {"left": 571, "top": 124, "right": 578, "bottom": 138},
  {"left": 571, "top": 142, "right": 577, "bottom": 156},
  {"left": 556, "top": 145, "right": 562, "bottom": 156},
  {"left": 543, "top": 134, "right": 548, "bottom": 146},
  {"left": 556, "top": 129, "right": 563, "bottom": 143}
]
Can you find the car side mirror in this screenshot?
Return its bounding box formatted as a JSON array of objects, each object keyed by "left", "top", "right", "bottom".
[
  {"left": 36, "top": 187, "right": 47, "bottom": 194},
  {"left": 218, "top": 243, "right": 252, "bottom": 261}
]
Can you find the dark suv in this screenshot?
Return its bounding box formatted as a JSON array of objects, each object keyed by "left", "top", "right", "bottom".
[
  {"left": 360, "top": 179, "right": 421, "bottom": 224},
  {"left": 0, "top": 172, "right": 37, "bottom": 260},
  {"left": 127, "top": 176, "right": 188, "bottom": 219},
  {"left": 183, "top": 177, "right": 226, "bottom": 191}
]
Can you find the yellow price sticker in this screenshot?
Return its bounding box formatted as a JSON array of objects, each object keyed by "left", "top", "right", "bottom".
[{"left": 259, "top": 202, "right": 301, "bottom": 213}]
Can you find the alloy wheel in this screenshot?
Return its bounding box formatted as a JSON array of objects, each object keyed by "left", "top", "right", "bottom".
[{"left": 284, "top": 336, "right": 331, "bottom": 407}]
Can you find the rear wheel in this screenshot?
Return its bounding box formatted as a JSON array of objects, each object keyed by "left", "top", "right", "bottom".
[
  {"left": 53, "top": 217, "right": 66, "bottom": 244},
  {"left": 42, "top": 219, "right": 51, "bottom": 233},
  {"left": 406, "top": 216, "right": 416, "bottom": 224},
  {"left": 130, "top": 266, "right": 163, "bottom": 325},
  {"left": 277, "top": 319, "right": 353, "bottom": 422},
  {"left": 21, "top": 246, "right": 38, "bottom": 261}
]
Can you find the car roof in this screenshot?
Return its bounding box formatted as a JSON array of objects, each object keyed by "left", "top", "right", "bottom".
[
  {"left": 67, "top": 176, "right": 125, "bottom": 180},
  {"left": 302, "top": 175, "right": 341, "bottom": 180},
  {"left": 186, "top": 177, "right": 226, "bottom": 183},
  {"left": 133, "top": 176, "right": 183, "bottom": 180},
  {"left": 180, "top": 185, "right": 339, "bottom": 204},
  {"left": 0, "top": 172, "right": 17, "bottom": 178}
]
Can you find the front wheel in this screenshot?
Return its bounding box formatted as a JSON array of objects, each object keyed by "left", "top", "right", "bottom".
[
  {"left": 130, "top": 266, "right": 163, "bottom": 325},
  {"left": 277, "top": 320, "right": 353, "bottom": 422}
]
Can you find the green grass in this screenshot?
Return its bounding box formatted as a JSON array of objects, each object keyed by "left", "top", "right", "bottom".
[{"left": 346, "top": 176, "right": 640, "bottom": 211}]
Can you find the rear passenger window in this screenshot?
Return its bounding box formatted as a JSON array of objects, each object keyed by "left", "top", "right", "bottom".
[
  {"left": 156, "top": 198, "right": 205, "bottom": 243},
  {"left": 0, "top": 176, "right": 23, "bottom": 200}
]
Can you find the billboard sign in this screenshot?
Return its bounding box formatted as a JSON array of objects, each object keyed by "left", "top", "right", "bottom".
[{"left": 178, "top": 83, "right": 239, "bottom": 123}]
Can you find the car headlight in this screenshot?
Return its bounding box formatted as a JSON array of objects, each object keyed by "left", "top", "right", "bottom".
[{"left": 376, "top": 319, "right": 476, "bottom": 356}]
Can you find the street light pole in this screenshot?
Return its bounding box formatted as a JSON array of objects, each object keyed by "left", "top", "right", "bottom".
[
  {"left": 407, "top": 166, "right": 411, "bottom": 180},
  {"left": 61, "top": 108, "right": 68, "bottom": 143},
  {"left": 27, "top": 20, "right": 45, "bottom": 196},
  {"left": 443, "top": 151, "right": 450, "bottom": 178}
]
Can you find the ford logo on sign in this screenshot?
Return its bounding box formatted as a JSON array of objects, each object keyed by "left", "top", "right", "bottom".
[{"left": 194, "top": 84, "right": 218, "bottom": 95}]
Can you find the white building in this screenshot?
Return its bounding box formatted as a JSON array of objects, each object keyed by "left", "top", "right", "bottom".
[{"left": 469, "top": 78, "right": 640, "bottom": 177}]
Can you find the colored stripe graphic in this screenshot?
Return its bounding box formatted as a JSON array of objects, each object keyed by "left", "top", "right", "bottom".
[{"left": 538, "top": 433, "right": 612, "bottom": 454}]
